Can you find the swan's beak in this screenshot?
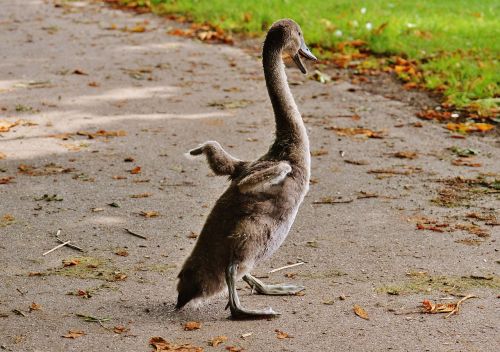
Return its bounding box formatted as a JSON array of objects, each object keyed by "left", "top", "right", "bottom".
[{"left": 293, "top": 42, "right": 317, "bottom": 74}]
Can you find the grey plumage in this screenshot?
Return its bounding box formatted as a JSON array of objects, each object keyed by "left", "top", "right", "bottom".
[{"left": 176, "top": 19, "right": 317, "bottom": 318}]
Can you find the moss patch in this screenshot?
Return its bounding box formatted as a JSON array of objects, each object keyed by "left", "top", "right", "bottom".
[
  {"left": 48, "top": 256, "right": 127, "bottom": 282},
  {"left": 378, "top": 274, "right": 500, "bottom": 295}
]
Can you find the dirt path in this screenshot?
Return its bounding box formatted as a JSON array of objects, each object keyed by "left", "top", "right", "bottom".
[{"left": 0, "top": 1, "right": 498, "bottom": 351}]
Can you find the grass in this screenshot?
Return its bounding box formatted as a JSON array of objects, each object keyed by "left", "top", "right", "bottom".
[
  {"left": 47, "top": 256, "right": 128, "bottom": 282},
  {"left": 118, "top": 0, "right": 499, "bottom": 114}
]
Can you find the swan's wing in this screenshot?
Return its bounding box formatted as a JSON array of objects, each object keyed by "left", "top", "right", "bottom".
[
  {"left": 187, "top": 141, "right": 243, "bottom": 176},
  {"left": 237, "top": 161, "right": 292, "bottom": 194}
]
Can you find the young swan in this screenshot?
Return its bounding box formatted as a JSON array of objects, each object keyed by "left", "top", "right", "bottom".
[{"left": 176, "top": 19, "right": 317, "bottom": 319}]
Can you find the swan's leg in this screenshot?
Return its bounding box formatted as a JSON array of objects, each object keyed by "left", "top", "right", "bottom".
[
  {"left": 225, "top": 263, "right": 280, "bottom": 319},
  {"left": 189, "top": 141, "right": 240, "bottom": 176},
  {"left": 243, "top": 274, "right": 305, "bottom": 295},
  {"left": 237, "top": 162, "right": 292, "bottom": 194}
]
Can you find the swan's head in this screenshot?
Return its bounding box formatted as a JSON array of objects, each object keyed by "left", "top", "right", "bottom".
[{"left": 266, "top": 19, "right": 317, "bottom": 74}]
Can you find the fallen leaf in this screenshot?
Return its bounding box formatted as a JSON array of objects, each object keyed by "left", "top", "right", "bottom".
[
  {"left": 184, "top": 321, "right": 201, "bottom": 331},
  {"left": 140, "top": 211, "right": 159, "bottom": 218},
  {"left": 326, "top": 126, "right": 385, "bottom": 138},
  {"left": 422, "top": 295, "right": 476, "bottom": 318},
  {"left": 0, "top": 152, "right": 6, "bottom": 159},
  {"left": 114, "top": 249, "right": 129, "bottom": 257},
  {"left": 275, "top": 329, "right": 293, "bottom": 339},
  {"left": 225, "top": 347, "right": 244, "bottom": 352},
  {"left": 113, "top": 273, "right": 127, "bottom": 281},
  {"left": 149, "top": 337, "right": 204, "bottom": 352},
  {"left": 72, "top": 69, "right": 88, "bottom": 75},
  {"left": 127, "top": 24, "right": 146, "bottom": 33},
  {"left": 113, "top": 325, "right": 129, "bottom": 334},
  {"left": 311, "top": 149, "right": 328, "bottom": 157},
  {"left": 130, "top": 166, "right": 141, "bottom": 174},
  {"left": 393, "top": 151, "right": 418, "bottom": 159},
  {"left": 63, "top": 259, "right": 80, "bottom": 267},
  {"left": 0, "top": 119, "right": 19, "bottom": 132},
  {"left": 446, "top": 122, "right": 494, "bottom": 133},
  {"left": 62, "top": 330, "right": 85, "bottom": 339},
  {"left": 311, "top": 70, "right": 331, "bottom": 84},
  {"left": 0, "top": 176, "right": 15, "bottom": 184},
  {"left": 353, "top": 304, "right": 369, "bottom": 320},
  {"left": 452, "top": 158, "right": 482, "bottom": 167},
  {"left": 130, "top": 193, "right": 151, "bottom": 198},
  {"left": 449, "top": 146, "right": 479, "bottom": 157},
  {"left": 209, "top": 335, "right": 228, "bottom": 347},
  {"left": 75, "top": 289, "right": 91, "bottom": 298},
  {"left": 187, "top": 231, "right": 198, "bottom": 239},
  {"left": 29, "top": 302, "right": 41, "bottom": 311},
  {"left": 112, "top": 175, "right": 127, "bottom": 180},
  {"left": 455, "top": 223, "right": 490, "bottom": 237}
]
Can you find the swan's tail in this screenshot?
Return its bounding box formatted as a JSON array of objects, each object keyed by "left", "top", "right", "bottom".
[{"left": 176, "top": 261, "right": 226, "bottom": 309}]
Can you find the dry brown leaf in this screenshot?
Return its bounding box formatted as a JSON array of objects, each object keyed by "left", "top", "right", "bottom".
[
  {"left": 353, "top": 304, "right": 369, "bottom": 320},
  {"left": 113, "top": 325, "right": 129, "bottom": 334},
  {"left": 140, "top": 211, "right": 159, "bottom": 218},
  {"left": 452, "top": 158, "right": 482, "bottom": 167},
  {"left": 127, "top": 24, "right": 147, "bottom": 33},
  {"left": 62, "top": 330, "right": 85, "bottom": 339},
  {"left": 0, "top": 119, "right": 19, "bottom": 132},
  {"left": 209, "top": 335, "right": 228, "bottom": 347},
  {"left": 0, "top": 151, "right": 6, "bottom": 159},
  {"left": 112, "top": 175, "right": 127, "bottom": 180},
  {"left": 130, "top": 166, "right": 141, "bottom": 174},
  {"left": 114, "top": 249, "right": 129, "bottom": 257},
  {"left": 184, "top": 321, "right": 201, "bottom": 331},
  {"left": 422, "top": 295, "right": 476, "bottom": 318},
  {"left": 29, "top": 302, "right": 41, "bottom": 311},
  {"left": 63, "top": 258, "right": 80, "bottom": 267},
  {"left": 446, "top": 122, "right": 494, "bottom": 133},
  {"left": 393, "top": 151, "right": 418, "bottom": 159},
  {"left": 225, "top": 346, "right": 244, "bottom": 352},
  {"left": 311, "top": 149, "right": 328, "bottom": 157},
  {"left": 275, "top": 329, "right": 293, "bottom": 339},
  {"left": 326, "top": 126, "right": 385, "bottom": 138},
  {"left": 0, "top": 176, "right": 15, "bottom": 184},
  {"left": 149, "top": 336, "right": 205, "bottom": 351},
  {"left": 130, "top": 193, "right": 151, "bottom": 198}
]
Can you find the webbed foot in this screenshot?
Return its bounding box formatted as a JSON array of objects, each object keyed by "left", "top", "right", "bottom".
[{"left": 243, "top": 274, "right": 305, "bottom": 295}]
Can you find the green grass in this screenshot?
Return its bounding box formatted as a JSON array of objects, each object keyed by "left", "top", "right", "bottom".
[{"left": 125, "top": 0, "right": 499, "bottom": 113}]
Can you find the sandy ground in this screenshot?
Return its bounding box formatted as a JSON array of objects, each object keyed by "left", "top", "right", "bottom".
[{"left": 0, "top": 1, "right": 499, "bottom": 351}]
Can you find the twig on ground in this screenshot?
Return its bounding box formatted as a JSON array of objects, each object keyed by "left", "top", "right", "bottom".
[
  {"left": 269, "top": 262, "right": 305, "bottom": 274},
  {"left": 124, "top": 228, "right": 148, "bottom": 240},
  {"left": 43, "top": 241, "right": 71, "bottom": 256},
  {"left": 312, "top": 198, "right": 354, "bottom": 204},
  {"left": 56, "top": 237, "right": 84, "bottom": 252},
  {"left": 76, "top": 313, "right": 112, "bottom": 330}
]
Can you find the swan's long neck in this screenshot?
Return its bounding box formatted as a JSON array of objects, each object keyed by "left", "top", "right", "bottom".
[{"left": 263, "top": 45, "right": 309, "bottom": 167}]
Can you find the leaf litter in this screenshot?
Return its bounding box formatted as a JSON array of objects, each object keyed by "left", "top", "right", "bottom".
[
  {"left": 421, "top": 294, "right": 476, "bottom": 318},
  {"left": 149, "top": 336, "right": 203, "bottom": 352}
]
